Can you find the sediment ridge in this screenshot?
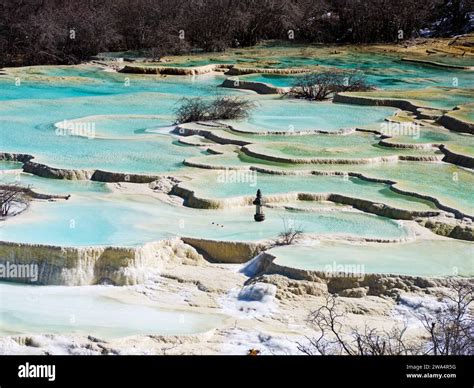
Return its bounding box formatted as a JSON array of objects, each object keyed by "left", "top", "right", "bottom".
[
  {"left": 0, "top": 153, "right": 161, "bottom": 183},
  {"left": 181, "top": 237, "right": 268, "bottom": 263},
  {"left": 240, "top": 144, "right": 443, "bottom": 165},
  {"left": 333, "top": 92, "right": 429, "bottom": 113},
  {"left": 220, "top": 78, "right": 284, "bottom": 94},
  {"left": 437, "top": 111, "right": 474, "bottom": 135},
  {"left": 119, "top": 63, "right": 314, "bottom": 77},
  {"left": 439, "top": 145, "right": 474, "bottom": 168},
  {"left": 401, "top": 57, "right": 474, "bottom": 70},
  {"left": 171, "top": 183, "right": 441, "bottom": 220}
]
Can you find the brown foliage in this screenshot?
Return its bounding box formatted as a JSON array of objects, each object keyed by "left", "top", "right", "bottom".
[{"left": 1, "top": 0, "right": 470, "bottom": 67}]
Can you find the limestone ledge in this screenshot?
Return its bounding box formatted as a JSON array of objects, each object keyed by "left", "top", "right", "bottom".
[
  {"left": 401, "top": 57, "right": 474, "bottom": 70},
  {"left": 224, "top": 67, "right": 313, "bottom": 76},
  {"left": 177, "top": 136, "right": 216, "bottom": 147},
  {"left": 220, "top": 78, "right": 285, "bottom": 95},
  {"left": 179, "top": 149, "right": 473, "bottom": 221},
  {"left": 179, "top": 123, "right": 459, "bottom": 169},
  {"left": 119, "top": 64, "right": 228, "bottom": 75},
  {"left": 437, "top": 111, "right": 474, "bottom": 135},
  {"left": 2, "top": 234, "right": 471, "bottom": 291},
  {"left": 23, "top": 161, "right": 94, "bottom": 180},
  {"left": 0, "top": 184, "right": 69, "bottom": 201},
  {"left": 333, "top": 92, "right": 432, "bottom": 114},
  {"left": 90, "top": 170, "right": 158, "bottom": 183},
  {"left": 0, "top": 153, "right": 34, "bottom": 163},
  {"left": 119, "top": 64, "right": 313, "bottom": 77},
  {"left": 0, "top": 153, "right": 161, "bottom": 183},
  {"left": 334, "top": 92, "right": 473, "bottom": 139},
  {"left": 175, "top": 124, "right": 252, "bottom": 146},
  {"left": 389, "top": 185, "right": 472, "bottom": 221},
  {"left": 418, "top": 216, "right": 474, "bottom": 241},
  {"left": 173, "top": 166, "right": 474, "bottom": 225},
  {"left": 179, "top": 121, "right": 353, "bottom": 136},
  {"left": 181, "top": 237, "right": 268, "bottom": 264},
  {"left": 378, "top": 139, "right": 438, "bottom": 150},
  {"left": 439, "top": 145, "right": 474, "bottom": 169},
  {"left": 255, "top": 252, "right": 471, "bottom": 298},
  {"left": 171, "top": 183, "right": 440, "bottom": 221},
  {"left": 241, "top": 144, "right": 443, "bottom": 165},
  {"left": 0, "top": 238, "right": 204, "bottom": 286}
]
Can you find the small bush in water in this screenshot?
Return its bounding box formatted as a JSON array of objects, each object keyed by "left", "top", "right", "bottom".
[{"left": 175, "top": 96, "right": 254, "bottom": 123}]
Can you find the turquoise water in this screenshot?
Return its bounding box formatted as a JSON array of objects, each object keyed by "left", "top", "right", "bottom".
[
  {"left": 271, "top": 240, "right": 474, "bottom": 277},
  {"left": 0, "top": 161, "right": 22, "bottom": 171},
  {"left": 183, "top": 172, "right": 437, "bottom": 211},
  {"left": 231, "top": 129, "right": 380, "bottom": 146},
  {"left": 59, "top": 115, "right": 174, "bottom": 138},
  {"left": 0, "top": 172, "right": 109, "bottom": 195},
  {"left": 0, "top": 282, "right": 225, "bottom": 338},
  {"left": 314, "top": 162, "right": 474, "bottom": 217},
  {"left": 0, "top": 67, "right": 231, "bottom": 175},
  {"left": 391, "top": 128, "right": 455, "bottom": 144},
  {"left": 0, "top": 50, "right": 472, "bottom": 346},
  {"left": 0, "top": 93, "right": 204, "bottom": 173},
  {"left": 186, "top": 150, "right": 473, "bottom": 217},
  {"left": 246, "top": 141, "right": 436, "bottom": 159},
  {"left": 240, "top": 52, "right": 474, "bottom": 90},
  {"left": 241, "top": 74, "right": 298, "bottom": 88},
  {"left": 0, "top": 186, "right": 410, "bottom": 246},
  {"left": 157, "top": 42, "right": 474, "bottom": 90},
  {"left": 0, "top": 58, "right": 471, "bottom": 246},
  {"left": 0, "top": 68, "right": 397, "bottom": 172},
  {"left": 0, "top": 67, "right": 227, "bottom": 100},
  {"left": 225, "top": 99, "right": 396, "bottom": 132},
  {"left": 387, "top": 127, "right": 474, "bottom": 157}
]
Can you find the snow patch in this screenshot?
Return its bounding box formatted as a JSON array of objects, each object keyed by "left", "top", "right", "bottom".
[
  {"left": 392, "top": 294, "right": 447, "bottom": 328},
  {"left": 0, "top": 335, "right": 101, "bottom": 355},
  {"left": 219, "top": 328, "right": 303, "bottom": 355},
  {"left": 220, "top": 283, "right": 277, "bottom": 318},
  {"left": 238, "top": 283, "right": 277, "bottom": 302}
]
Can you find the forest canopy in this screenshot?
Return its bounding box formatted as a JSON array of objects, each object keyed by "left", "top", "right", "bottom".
[{"left": 0, "top": 0, "right": 472, "bottom": 66}]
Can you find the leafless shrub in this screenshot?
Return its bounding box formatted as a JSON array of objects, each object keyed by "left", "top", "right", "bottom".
[
  {"left": 418, "top": 281, "right": 473, "bottom": 355},
  {"left": 298, "top": 294, "right": 420, "bottom": 355},
  {"left": 288, "top": 71, "right": 372, "bottom": 101},
  {"left": 298, "top": 281, "right": 473, "bottom": 356},
  {"left": 271, "top": 217, "right": 305, "bottom": 247},
  {"left": 174, "top": 96, "right": 254, "bottom": 123},
  {"left": 209, "top": 96, "right": 254, "bottom": 120},
  {"left": 0, "top": 184, "right": 30, "bottom": 217},
  {"left": 174, "top": 97, "right": 210, "bottom": 123}
]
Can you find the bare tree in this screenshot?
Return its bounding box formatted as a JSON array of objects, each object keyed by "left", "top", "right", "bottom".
[{"left": 0, "top": 184, "right": 30, "bottom": 217}]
